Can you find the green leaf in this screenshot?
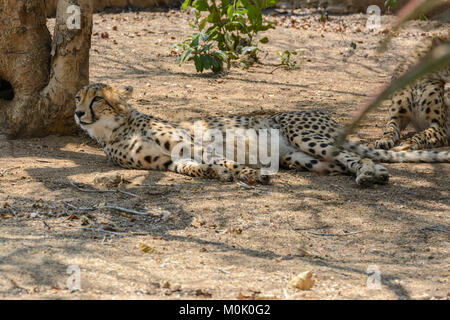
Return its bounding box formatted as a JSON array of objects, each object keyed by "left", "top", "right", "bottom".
[
  {"left": 200, "top": 43, "right": 213, "bottom": 53},
  {"left": 262, "top": 0, "right": 279, "bottom": 8},
  {"left": 193, "top": 0, "right": 209, "bottom": 11},
  {"left": 191, "top": 33, "right": 200, "bottom": 47},
  {"left": 227, "top": 5, "right": 234, "bottom": 20},
  {"left": 181, "top": 0, "right": 191, "bottom": 10},
  {"left": 214, "top": 50, "right": 228, "bottom": 61},
  {"left": 194, "top": 55, "right": 204, "bottom": 72},
  {"left": 200, "top": 55, "right": 211, "bottom": 69},
  {"left": 224, "top": 32, "right": 235, "bottom": 50},
  {"left": 211, "top": 56, "right": 223, "bottom": 73},
  {"left": 241, "top": 46, "right": 258, "bottom": 54},
  {"left": 180, "top": 48, "right": 193, "bottom": 64},
  {"left": 259, "top": 36, "right": 269, "bottom": 44}
]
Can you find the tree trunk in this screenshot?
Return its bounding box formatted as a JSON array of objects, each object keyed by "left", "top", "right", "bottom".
[{"left": 0, "top": 0, "right": 93, "bottom": 138}]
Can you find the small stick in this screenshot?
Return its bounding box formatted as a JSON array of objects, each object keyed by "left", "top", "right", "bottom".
[
  {"left": 63, "top": 201, "right": 153, "bottom": 216},
  {"left": 236, "top": 181, "right": 267, "bottom": 190},
  {"left": 97, "top": 205, "right": 152, "bottom": 216},
  {"left": 269, "top": 65, "right": 283, "bottom": 74},
  {"left": 306, "top": 230, "right": 365, "bottom": 237},
  {"left": 79, "top": 227, "right": 125, "bottom": 237},
  {"left": 421, "top": 227, "right": 450, "bottom": 234},
  {"left": 0, "top": 166, "right": 21, "bottom": 177},
  {"left": 68, "top": 180, "right": 140, "bottom": 198},
  {"left": 116, "top": 189, "right": 141, "bottom": 198},
  {"left": 236, "top": 181, "right": 254, "bottom": 189},
  {"left": 43, "top": 220, "right": 51, "bottom": 230}
]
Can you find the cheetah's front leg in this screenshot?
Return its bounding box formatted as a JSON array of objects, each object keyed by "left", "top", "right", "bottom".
[
  {"left": 392, "top": 125, "right": 448, "bottom": 150},
  {"left": 211, "top": 158, "right": 271, "bottom": 185},
  {"left": 169, "top": 159, "right": 234, "bottom": 182},
  {"left": 393, "top": 81, "right": 447, "bottom": 150},
  {"left": 375, "top": 91, "right": 412, "bottom": 149}
]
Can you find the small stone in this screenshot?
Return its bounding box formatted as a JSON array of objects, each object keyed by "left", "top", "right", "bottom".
[{"left": 288, "top": 271, "right": 316, "bottom": 290}]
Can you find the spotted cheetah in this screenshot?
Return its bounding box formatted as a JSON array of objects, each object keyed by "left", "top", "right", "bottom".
[
  {"left": 74, "top": 83, "right": 449, "bottom": 186},
  {"left": 375, "top": 35, "right": 450, "bottom": 151}
]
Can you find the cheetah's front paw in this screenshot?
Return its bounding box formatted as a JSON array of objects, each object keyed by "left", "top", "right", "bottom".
[
  {"left": 206, "top": 166, "right": 234, "bottom": 182},
  {"left": 355, "top": 159, "right": 376, "bottom": 186},
  {"left": 217, "top": 168, "right": 234, "bottom": 182},
  {"left": 238, "top": 170, "right": 271, "bottom": 185},
  {"left": 373, "top": 164, "right": 389, "bottom": 184},
  {"left": 375, "top": 136, "right": 396, "bottom": 150}
]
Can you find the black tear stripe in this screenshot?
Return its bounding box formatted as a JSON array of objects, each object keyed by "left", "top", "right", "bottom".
[{"left": 89, "top": 97, "right": 99, "bottom": 123}]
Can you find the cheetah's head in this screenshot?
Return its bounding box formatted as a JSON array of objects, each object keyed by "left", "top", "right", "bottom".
[{"left": 74, "top": 83, "right": 133, "bottom": 142}]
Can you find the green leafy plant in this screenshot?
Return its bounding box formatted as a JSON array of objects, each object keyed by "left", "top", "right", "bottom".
[
  {"left": 174, "top": 0, "right": 278, "bottom": 73},
  {"left": 277, "top": 50, "right": 298, "bottom": 70}
]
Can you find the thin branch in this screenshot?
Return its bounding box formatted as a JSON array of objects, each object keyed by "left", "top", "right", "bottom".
[
  {"left": 269, "top": 65, "right": 283, "bottom": 74},
  {"left": 79, "top": 227, "right": 125, "bottom": 237},
  {"left": 116, "top": 189, "right": 140, "bottom": 198},
  {"left": 236, "top": 181, "right": 268, "bottom": 190},
  {"left": 0, "top": 166, "right": 21, "bottom": 177},
  {"left": 63, "top": 201, "right": 153, "bottom": 216},
  {"left": 306, "top": 230, "right": 365, "bottom": 237},
  {"left": 43, "top": 220, "right": 52, "bottom": 230},
  {"left": 421, "top": 226, "right": 450, "bottom": 234},
  {"left": 236, "top": 181, "right": 255, "bottom": 189},
  {"left": 68, "top": 180, "right": 141, "bottom": 199},
  {"left": 97, "top": 206, "right": 153, "bottom": 216}
]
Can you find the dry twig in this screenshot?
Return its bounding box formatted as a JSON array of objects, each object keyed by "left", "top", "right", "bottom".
[
  {"left": 63, "top": 201, "right": 153, "bottom": 216},
  {"left": 68, "top": 180, "right": 141, "bottom": 199},
  {"left": 306, "top": 230, "right": 364, "bottom": 237},
  {"left": 79, "top": 227, "right": 125, "bottom": 237},
  {"left": 421, "top": 226, "right": 450, "bottom": 234}
]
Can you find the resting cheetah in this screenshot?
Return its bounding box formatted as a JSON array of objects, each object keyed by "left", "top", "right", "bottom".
[
  {"left": 74, "top": 83, "right": 450, "bottom": 186},
  {"left": 375, "top": 35, "right": 450, "bottom": 151}
]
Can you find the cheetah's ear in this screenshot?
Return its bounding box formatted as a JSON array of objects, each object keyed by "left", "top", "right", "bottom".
[
  {"left": 118, "top": 85, "right": 133, "bottom": 101},
  {"left": 102, "top": 85, "right": 130, "bottom": 114}
]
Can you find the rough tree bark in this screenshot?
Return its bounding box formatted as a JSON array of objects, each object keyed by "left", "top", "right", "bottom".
[{"left": 0, "top": 0, "right": 93, "bottom": 138}]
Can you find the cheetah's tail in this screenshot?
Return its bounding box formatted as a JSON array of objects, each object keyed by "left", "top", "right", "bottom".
[{"left": 343, "top": 141, "right": 450, "bottom": 163}]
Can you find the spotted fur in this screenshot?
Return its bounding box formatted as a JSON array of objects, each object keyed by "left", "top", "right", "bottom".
[
  {"left": 375, "top": 34, "right": 450, "bottom": 151},
  {"left": 75, "top": 84, "right": 449, "bottom": 186}
]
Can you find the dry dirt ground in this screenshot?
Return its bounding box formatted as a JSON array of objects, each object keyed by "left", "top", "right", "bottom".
[{"left": 0, "top": 7, "right": 449, "bottom": 300}]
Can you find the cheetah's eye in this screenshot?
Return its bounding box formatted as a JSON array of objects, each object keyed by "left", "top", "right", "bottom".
[
  {"left": 75, "top": 96, "right": 81, "bottom": 103},
  {"left": 93, "top": 96, "right": 104, "bottom": 102}
]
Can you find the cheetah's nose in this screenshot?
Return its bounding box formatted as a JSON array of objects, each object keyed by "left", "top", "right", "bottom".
[{"left": 75, "top": 110, "right": 85, "bottom": 118}]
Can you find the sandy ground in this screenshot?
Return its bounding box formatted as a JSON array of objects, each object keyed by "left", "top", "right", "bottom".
[{"left": 0, "top": 7, "right": 449, "bottom": 300}]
